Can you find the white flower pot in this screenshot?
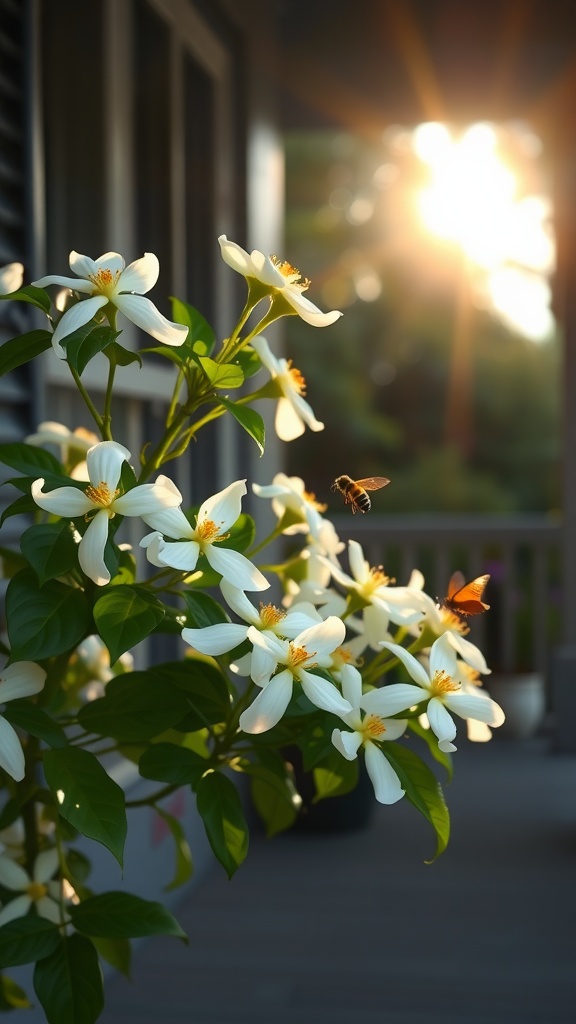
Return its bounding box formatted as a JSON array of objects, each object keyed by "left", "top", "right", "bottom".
[{"left": 487, "top": 673, "right": 546, "bottom": 740}]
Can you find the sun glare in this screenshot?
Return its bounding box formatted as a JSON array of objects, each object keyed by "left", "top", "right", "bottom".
[{"left": 413, "top": 121, "right": 555, "bottom": 341}]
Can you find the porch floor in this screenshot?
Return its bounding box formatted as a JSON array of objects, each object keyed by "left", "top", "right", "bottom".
[{"left": 102, "top": 733, "right": 576, "bottom": 1024}]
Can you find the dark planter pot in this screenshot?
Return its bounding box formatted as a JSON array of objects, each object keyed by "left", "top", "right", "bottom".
[{"left": 285, "top": 746, "right": 375, "bottom": 833}]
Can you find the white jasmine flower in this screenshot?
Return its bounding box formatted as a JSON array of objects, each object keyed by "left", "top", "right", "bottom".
[
  {"left": 141, "top": 479, "right": 269, "bottom": 592},
  {"left": 0, "top": 262, "right": 24, "bottom": 294},
  {"left": 331, "top": 664, "right": 407, "bottom": 804},
  {"left": 32, "top": 250, "right": 188, "bottom": 358},
  {"left": 251, "top": 336, "right": 324, "bottom": 441},
  {"left": 31, "top": 441, "right": 181, "bottom": 586},
  {"left": 322, "top": 539, "right": 425, "bottom": 646},
  {"left": 182, "top": 580, "right": 322, "bottom": 680},
  {"left": 218, "top": 235, "right": 342, "bottom": 327},
  {"left": 0, "top": 849, "right": 64, "bottom": 926},
  {"left": 379, "top": 634, "right": 504, "bottom": 752},
  {"left": 0, "top": 662, "right": 46, "bottom": 782},
  {"left": 26, "top": 422, "right": 99, "bottom": 481},
  {"left": 253, "top": 472, "right": 327, "bottom": 537},
  {"left": 239, "top": 617, "right": 352, "bottom": 734}
]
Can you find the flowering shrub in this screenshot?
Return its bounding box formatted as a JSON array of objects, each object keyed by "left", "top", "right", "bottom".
[{"left": 0, "top": 242, "right": 504, "bottom": 1021}]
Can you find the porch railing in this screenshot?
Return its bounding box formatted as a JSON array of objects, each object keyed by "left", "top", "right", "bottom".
[{"left": 330, "top": 513, "right": 562, "bottom": 679}]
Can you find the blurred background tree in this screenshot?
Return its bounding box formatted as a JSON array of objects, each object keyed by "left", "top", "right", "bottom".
[{"left": 282, "top": 126, "right": 560, "bottom": 515}]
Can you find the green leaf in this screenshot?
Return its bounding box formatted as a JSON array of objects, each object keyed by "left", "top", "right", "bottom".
[
  {"left": 313, "top": 747, "right": 359, "bottom": 802},
  {"left": 43, "top": 747, "right": 127, "bottom": 866},
  {"left": 0, "top": 492, "right": 37, "bottom": 527},
  {"left": 0, "top": 916, "right": 61, "bottom": 968},
  {"left": 233, "top": 346, "right": 262, "bottom": 378},
  {"left": 69, "top": 892, "right": 187, "bottom": 940},
  {"left": 0, "top": 329, "right": 52, "bottom": 379},
  {"left": 0, "top": 545, "right": 27, "bottom": 577},
  {"left": 218, "top": 512, "right": 255, "bottom": 554},
  {"left": 0, "top": 973, "right": 32, "bottom": 1009},
  {"left": 182, "top": 590, "right": 229, "bottom": 629},
  {"left": 195, "top": 771, "right": 249, "bottom": 878},
  {"left": 244, "top": 758, "right": 298, "bottom": 837},
  {"left": 218, "top": 397, "right": 265, "bottom": 456},
  {"left": 33, "top": 933, "right": 104, "bottom": 1024},
  {"left": 407, "top": 718, "right": 454, "bottom": 780},
  {"left": 166, "top": 659, "right": 231, "bottom": 732},
  {"left": 0, "top": 441, "right": 62, "bottom": 478},
  {"left": 154, "top": 807, "right": 195, "bottom": 891},
  {"left": 6, "top": 570, "right": 91, "bottom": 660},
  {"left": 77, "top": 669, "right": 193, "bottom": 742},
  {"left": 383, "top": 743, "right": 451, "bottom": 861},
  {"left": 198, "top": 356, "right": 244, "bottom": 389},
  {"left": 171, "top": 297, "right": 215, "bottom": 356},
  {"left": 105, "top": 340, "right": 143, "bottom": 369},
  {"left": 65, "top": 324, "right": 119, "bottom": 375},
  {"left": 91, "top": 935, "right": 132, "bottom": 977},
  {"left": 139, "top": 742, "right": 207, "bottom": 786},
  {"left": 0, "top": 285, "right": 50, "bottom": 312},
  {"left": 93, "top": 585, "right": 165, "bottom": 663},
  {"left": 20, "top": 521, "right": 79, "bottom": 585},
  {"left": 3, "top": 703, "right": 68, "bottom": 748}
]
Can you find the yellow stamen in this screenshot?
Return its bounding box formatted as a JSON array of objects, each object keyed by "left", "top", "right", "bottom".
[
  {"left": 303, "top": 490, "right": 327, "bottom": 513},
  {"left": 85, "top": 482, "right": 118, "bottom": 507},
  {"left": 259, "top": 603, "right": 286, "bottom": 629},
  {"left": 431, "top": 669, "right": 461, "bottom": 696},
  {"left": 288, "top": 642, "right": 314, "bottom": 669},
  {"left": 362, "top": 713, "right": 387, "bottom": 740},
  {"left": 439, "top": 608, "right": 469, "bottom": 635},
  {"left": 195, "top": 518, "right": 223, "bottom": 542},
  {"left": 88, "top": 267, "right": 121, "bottom": 296},
  {"left": 287, "top": 360, "right": 307, "bottom": 396},
  {"left": 27, "top": 881, "right": 48, "bottom": 902},
  {"left": 270, "top": 255, "right": 311, "bottom": 292}
]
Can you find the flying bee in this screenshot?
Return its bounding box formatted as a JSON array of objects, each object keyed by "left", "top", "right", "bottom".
[
  {"left": 442, "top": 571, "right": 490, "bottom": 618},
  {"left": 331, "top": 474, "right": 390, "bottom": 514}
]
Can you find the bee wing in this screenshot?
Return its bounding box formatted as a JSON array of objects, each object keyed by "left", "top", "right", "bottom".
[{"left": 355, "top": 477, "right": 390, "bottom": 492}]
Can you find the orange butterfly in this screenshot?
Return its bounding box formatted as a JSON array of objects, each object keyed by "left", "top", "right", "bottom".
[{"left": 443, "top": 571, "right": 490, "bottom": 617}]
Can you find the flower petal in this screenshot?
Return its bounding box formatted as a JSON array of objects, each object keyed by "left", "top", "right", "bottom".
[
  {"left": 295, "top": 616, "right": 346, "bottom": 660},
  {"left": 0, "top": 662, "right": 46, "bottom": 702},
  {"left": 36, "top": 896, "right": 65, "bottom": 924},
  {"left": 157, "top": 539, "right": 200, "bottom": 571},
  {"left": 246, "top": 626, "right": 287, "bottom": 664},
  {"left": 206, "top": 545, "right": 269, "bottom": 592},
  {"left": 365, "top": 743, "right": 405, "bottom": 804},
  {"left": 348, "top": 540, "right": 369, "bottom": 584},
  {"left": 380, "top": 640, "right": 431, "bottom": 690},
  {"left": 218, "top": 236, "right": 256, "bottom": 277},
  {"left": 31, "top": 479, "right": 94, "bottom": 517},
  {"left": 181, "top": 623, "right": 247, "bottom": 656},
  {"left": 249, "top": 643, "right": 278, "bottom": 685},
  {"left": 114, "top": 293, "right": 188, "bottom": 346},
  {"left": 0, "top": 853, "right": 28, "bottom": 890},
  {"left": 78, "top": 509, "right": 111, "bottom": 586},
  {"left": 445, "top": 692, "right": 505, "bottom": 727},
  {"left": 429, "top": 633, "right": 459, "bottom": 679},
  {"left": 239, "top": 672, "right": 293, "bottom": 733},
  {"left": 364, "top": 682, "right": 427, "bottom": 717},
  {"left": 34, "top": 848, "right": 59, "bottom": 884},
  {"left": 340, "top": 663, "right": 363, "bottom": 708},
  {"left": 0, "top": 895, "right": 31, "bottom": 927},
  {"left": 288, "top": 391, "right": 324, "bottom": 433},
  {"left": 0, "top": 717, "right": 25, "bottom": 782},
  {"left": 299, "top": 670, "right": 352, "bottom": 715},
  {"left": 68, "top": 251, "right": 99, "bottom": 277},
  {"left": 0, "top": 262, "right": 24, "bottom": 293},
  {"left": 284, "top": 288, "right": 343, "bottom": 327},
  {"left": 51, "top": 295, "right": 109, "bottom": 355},
  {"left": 275, "top": 397, "right": 305, "bottom": 441},
  {"left": 86, "top": 440, "right": 130, "bottom": 492},
  {"left": 91, "top": 251, "right": 125, "bottom": 275},
  {"left": 427, "top": 696, "right": 458, "bottom": 751},
  {"left": 141, "top": 506, "right": 191, "bottom": 538},
  {"left": 139, "top": 531, "right": 166, "bottom": 567},
  {"left": 198, "top": 479, "right": 247, "bottom": 533},
  {"left": 250, "top": 249, "right": 285, "bottom": 287},
  {"left": 219, "top": 581, "right": 260, "bottom": 625},
  {"left": 331, "top": 728, "right": 362, "bottom": 760},
  {"left": 118, "top": 252, "right": 159, "bottom": 294},
  {"left": 447, "top": 632, "right": 490, "bottom": 674},
  {"left": 32, "top": 274, "right": 94, "bottom": 293},
  {"left": 113, "top": 481, "right": 181, "bottom": 517}
]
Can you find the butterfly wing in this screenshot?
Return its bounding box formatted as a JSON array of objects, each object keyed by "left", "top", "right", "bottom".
[
  {"left": 445, "top": 572, "right": 490, "bottom": 616},
  {"left": 355, "top": 476, "right": 390, "bottom": 492}
]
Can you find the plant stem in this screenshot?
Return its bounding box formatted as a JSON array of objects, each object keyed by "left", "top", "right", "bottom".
[{"left": 68, "top": 365, "right": 104, "bottom": 434}]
